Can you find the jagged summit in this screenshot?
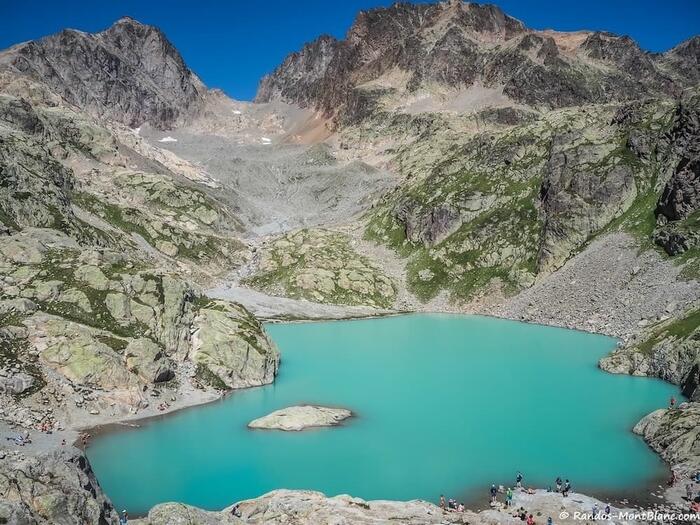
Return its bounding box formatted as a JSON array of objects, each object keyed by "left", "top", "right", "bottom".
[
  {"left": 0, "top": 16, "right": 207, "bottom": 129},
  {"left": 256, "top": 0, "right": 698, "bottom": 124}
]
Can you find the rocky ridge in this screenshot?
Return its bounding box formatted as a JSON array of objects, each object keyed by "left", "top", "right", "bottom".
[{"left": 257, "top": 1, "right": 698, "bottom": 125}]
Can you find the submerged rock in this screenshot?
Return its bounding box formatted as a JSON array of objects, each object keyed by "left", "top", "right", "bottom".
[{"left": 248, "top": 405, "right": 352, "bottom": 431}]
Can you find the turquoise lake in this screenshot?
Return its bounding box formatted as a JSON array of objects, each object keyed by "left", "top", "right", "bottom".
[{"left": 87, "top": 314, "right": 679, "bottom": 515}]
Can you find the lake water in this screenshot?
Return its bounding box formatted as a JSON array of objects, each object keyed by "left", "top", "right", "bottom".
[{"left": 87, "top": 314, "right": 678, "bottom": 515}]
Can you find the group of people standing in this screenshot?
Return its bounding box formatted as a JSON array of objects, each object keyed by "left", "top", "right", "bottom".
[{"left": 439, "top": 472, "right": 576, "bottom": 524}]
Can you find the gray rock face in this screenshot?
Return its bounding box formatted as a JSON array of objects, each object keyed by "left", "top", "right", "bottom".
[
  {"left": 633, "top": 403, "right": 700, "bottom": 479},
  {"left": 657, "top": 157, "right": 700, "bottom": 221},
  {"left": 0, "top": 17, "right": 206, "bottom": 129},
  {"left": 394, "top": 200, "right": 462, "bottom": 246},
  {"left": 0, "top": 131, "right": 77, "bottom": 233},
  {"left": 537, "top": 131, "right": 638, "bottom": 272},
  {"left": 256, "top": 0, "right": 695, "bottom": 124},
  {"left": 0, "top": 450, "right": 119, "bottom": 525},
  {"left": 654, "top": 221, "right": 700, "bottom": 255},
  {"left": 599, "top": 309, "right": 700, "bottom": 401}
]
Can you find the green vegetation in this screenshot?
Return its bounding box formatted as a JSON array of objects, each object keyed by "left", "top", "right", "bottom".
[
  {"left": 31, "top": 249, "right": 153, "bottom": 339},
  {"left": 73, "top": 190, "right": 243, "bottom": 266}
]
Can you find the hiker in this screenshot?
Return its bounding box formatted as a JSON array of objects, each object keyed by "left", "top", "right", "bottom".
[
  {"left": 457, "top": 502, "right": 465, "bottom": 512},
  {"left": 562, "top": 479, "right": 570, "bottom": 497},
  {"left": 230, "top": 503, "right": 241, "bottom": 517},
  {"left": 555, "top": 476, "right": 562, "bottom": 492},
  {"left": 490, "top": 484, "right": 498, "bottom": 503},
  {"left": 669, "top": 470, "right": 678, "bottom": 486},
  {"left": 592, "top": 503, "right": 599, "bottom": 519},
  {"left": 439, "top": 495, "right": 446, "bottom": 510},
  {"left": 547, "top": 517, "right": 553, "bottom": 525},
  {"left": 506, "top": 487, "right": 513, "bottom": 507},
  {"left": 526, "top": 513, "right": 535, "bottom": 525},
  {"left": 695, "top": 471, "right": 700, "bottom": 483},
  {"left": 119, "top": 510, "right": 128, "bottom": 525},
  {"left": 604, "top": 503, "right": 611, "bottom": 517},
  {"left": 448, "top": 498, "right": 457, "bottom": 510},
  {"left": 687, "top": 483, "right": 694, "bottom": 501},
  {"left": 670, "top": 396, "right": 676, "bottom": 409},
  {"left": 516, "top": 471, "right": 523, "bottom": 488}
]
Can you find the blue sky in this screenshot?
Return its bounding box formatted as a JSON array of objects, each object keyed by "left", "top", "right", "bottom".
[{"left": 1, "top": 0, "right": 698, "bottom": 101}]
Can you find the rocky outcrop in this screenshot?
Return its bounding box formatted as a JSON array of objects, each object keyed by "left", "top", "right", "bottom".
[
  {"left": 659, "top": 36, "right": 700, "bottom": 86},
  {"left": 394, "top": 200, "right": 462, "bottom": 246},
  {"left": 657, "top": 158, "right": 700, "bottom": 222},
  {"left": 190, "top": 300, "right": 279, "bottom": 390},
  {"left": 0, "top": 130, "right": 78, "bottom": 234},
  {"left": 135, "top": 489, "right": 472, "bottom": 525},
  {"left": 246, "top": 229, "right": 395, "bottom": 308},
  {"left": 248, "top": 405, "right": 352, "bottom": 431},
  {"left": 537, "top": 129, "right": 638, "bottom": 272},
  {"left": 0, "top": 17, "right": 207, "bottom": 129},
  {"left": 633, "top": 403, "right": 700, "bottom": 479},
  {"left": 654, "top": 218, "right": 700, "bottom": 256},
  {"left": 132, "top": 488, "right": 634, "bottom": 525},
  {"left": 0, "top": 449, "right": 119, "bottom": 524},
  {"left": 600, "top": 307, "right": 700, "bottom": 399},
  {"left": 0, "top": 231, "right": 279, "bottom": 424}
]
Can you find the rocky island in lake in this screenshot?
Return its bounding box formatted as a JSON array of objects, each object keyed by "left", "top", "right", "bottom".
[
  {"left": 0, "top": 1, "right": 699, "bottom": 523},
  {"left": 248, "top": 405, "right": 353, "bottom": 431}
]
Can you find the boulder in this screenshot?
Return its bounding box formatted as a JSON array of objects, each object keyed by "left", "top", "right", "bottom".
[
  {"left": 0, "top": 372, "right": 34, "bottom": 395},
  {"left": 190, "top": 301, "right": 279, "bottom": 389},
  {"left": 124, "top": 338, "right": 175, "bottom": 384}
]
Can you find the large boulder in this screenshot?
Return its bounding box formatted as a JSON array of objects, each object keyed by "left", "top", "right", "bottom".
[
  {"left": 190, "top": 300, "right": 279, "bottom": 390},
  {"left": 124, "top": 338, "right": 175, "bottom": 384}
]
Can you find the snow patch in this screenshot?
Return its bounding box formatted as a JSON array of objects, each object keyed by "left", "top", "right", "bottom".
[
  {"left": 261, "top": 137, "right": 272, "bottom": 144},
  {"left": 132, "top": 127, "right": 141, "bottom": 136},
  {"left": 232, "top": 110, "right": 242, "bottom": 115},
  {"left": 158, "top": 136, "right": 178, "bottom": 143}
]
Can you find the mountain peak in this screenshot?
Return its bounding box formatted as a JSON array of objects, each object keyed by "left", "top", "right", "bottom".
[
  {"left": 0, "top": 17, "right": 206, "bottom": 129},
  {"left": 112, "top": 15, "right": 141, "bottom": 26}
]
